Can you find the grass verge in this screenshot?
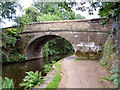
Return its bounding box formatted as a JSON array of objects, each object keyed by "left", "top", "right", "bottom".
[
  {"left": 100, "top": 37, "right": 115, "bottom": 69},
  {"left": 75, "top": 58, "right": 82, "bottom": 61},
  {"left": 46, "top": 59, "right": 63, "bottom": 88},
  {"left": 99, "top": 37, "right": 119, "bottom": 88}
]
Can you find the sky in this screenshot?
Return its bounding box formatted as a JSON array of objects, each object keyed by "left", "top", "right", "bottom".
[{"left": 1, "top": 0, "right": 99, "bottom": 28}]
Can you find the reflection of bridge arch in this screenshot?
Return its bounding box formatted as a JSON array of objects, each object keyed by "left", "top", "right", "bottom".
[{"left": 25, "top": 34, "right": 75, "bottom": 60}]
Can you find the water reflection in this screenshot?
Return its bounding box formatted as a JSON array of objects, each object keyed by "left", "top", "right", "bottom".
[{"left": 2, "top": 58, "right": 43, "bottom": 87}]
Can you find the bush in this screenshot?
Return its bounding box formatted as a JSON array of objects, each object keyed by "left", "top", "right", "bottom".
[
  {"left": 10, "top": 53, "right": 26, "bottom": 62},
  {"left": 43, "top": 37, "right": 74, "bottom": 57},
  {"left": 46, "top": 59, "right": 62, "bottom": 88},
  {"left": 43, "top": 61, "right": 56, "bottom": 74},
  {"left": 19, "top": 71, "right": 44, "bottom": 89},
  {"left": 100, "top": 37, "right": 119, "bottom": 88},
  {"left": 100, "top": 37, "right": 115, "bottom": 69},
  {"left": 2, "top": 28, "right": 26, "bottom": 63},
  {"left": 102, "top": 64, "right": 119, "bottom": 88},
  {"left": 0, "top": 76, "right": 14, "bottom": 89},
  {"left": 43, "top": 64, "right": 52, "bottom": 74}
]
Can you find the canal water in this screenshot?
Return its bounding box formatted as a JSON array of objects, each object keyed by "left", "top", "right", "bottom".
[{"left": 2, "top": 53, "right": 73, "bottom": 87}]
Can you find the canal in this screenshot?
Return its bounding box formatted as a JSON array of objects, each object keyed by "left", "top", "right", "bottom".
[{"left": 2, "top": 53, "right": 73, "bottom": 87}]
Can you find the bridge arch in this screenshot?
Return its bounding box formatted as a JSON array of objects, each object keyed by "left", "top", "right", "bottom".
[{"left": 25, "top": 34, "right": 75, "bottom": 60}]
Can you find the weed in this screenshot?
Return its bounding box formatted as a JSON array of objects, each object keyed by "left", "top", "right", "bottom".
[
  {"left": 44, "top": 64, "right": 52, "bottom": 74},
  {"left": 99, "top": 80, "right": 104, "bottom": 83},
  {"left": 100, "top": 37, "right": 115, "bottom": 68},
  {"left": 101, "top": 64, "right": 119, "bottom": 88},
  {"left": 19, "top": 71, "right": 44, "bottom": 89},
  {"left": 0, "top": 76, "right": 14, "bottom": 89},
  {"left": 43, "top": 60, "right": 56, "bottom": 74},
  {"left": 46, "top": 73, "right": 62, "bottom": 88},
  {"left": 100, "top": 37, "right": 119, "bottom": 88},
  {"left": 46, "top": 59, "right": 62, "bottom": 88},
  {"left": 76, "top": 58, "right": 82, "bottom": 61}
]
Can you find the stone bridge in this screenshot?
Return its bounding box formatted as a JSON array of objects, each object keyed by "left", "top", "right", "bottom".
[{"left": 19, "top": 18, "right": 112, "bottom": 60}]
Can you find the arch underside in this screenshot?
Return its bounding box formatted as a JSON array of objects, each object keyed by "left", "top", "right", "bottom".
[{"left": 25, "top": 35, "right": 74, "bottom": 60}]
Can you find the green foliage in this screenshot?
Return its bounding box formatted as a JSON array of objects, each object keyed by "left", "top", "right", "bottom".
[
  {"left": 25, "top": 6, "right": 38, "bottom": 22},
  {"left": 46, "top": 73, "right": 62, "bottom": 88},
  {"left": 46, "top": 59, "right": 62, "bottom": 88},
  {"left": 76, "top": 14, "right": 85, "bottom": 19},
  {"left": 100, "top": 37, "right": 115, "bottom": 68},
  {"left": 75, "top": 2, "right": 120, "bottom": 24},
  {"left": 99, "top": 80, "right": 104, "bottom": 83},
  {"left": 37, "top": 13, "right": 63, "bottom": 22},
  {"left": 100, "top": 37, "right": 119, "bottom": 88},
  {"left": 19, "top": 71, "right": 44, "bottom": 89},
  {"left": 15, "top": 6, "right": 38, "bottom": 30},
  {"left": 76, "top": 58, "right": 82, "bottom": 61},
  {"left": 98, "top": 2, "right": 120, "bottom": 25},
  {"left": 43, "top": 64, "right": 52, "bottom": 74},
  {"left": 2, "top": 28, "right": 26, "bottom": 63},
  {"left": 32, "top": 1, "right": 55, "bottom": 14},
  {"left": 32, "top": 1, "right": 78, "bottom": 20},
  {"left": 0, "top": 1, "right": 18, "bottom": 22},
  {"left": 55, "top": 61, "right": 62, "bottom": 73},
  {"left": 57, "top": 2, "right": 76, "bottom": 12},
  {"left": 10, "top": 53, "right": 26, "bottom": 62},
  {"left": 15, "top": 14, "right": 33, "bottom": 30},
  {"left": 52, "top": 61, "right": 56, "bottom": 65},
  {"left": 102, "top": 64, "right": 119, "bottom": 88},
  {"left": 43, "top": 37, "right": 74, "bottom": 57},
  {"left": 4, "top": 28, "right": 21, "bottom": 42},
  {"left": 0, "top": 76, "right": 14, "bottom": 89},
  {"left": 44, "top": 61, "right": 56, "bottom": 74}
]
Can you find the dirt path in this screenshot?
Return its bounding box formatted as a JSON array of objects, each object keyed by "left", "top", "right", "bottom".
[{"left": 59, "top": 55, "right": 114, "bottom": 88}]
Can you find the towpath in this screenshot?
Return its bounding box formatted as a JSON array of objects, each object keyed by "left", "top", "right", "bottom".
[{"left": 59, "top": 56, "right": 114, "bottom": 88}]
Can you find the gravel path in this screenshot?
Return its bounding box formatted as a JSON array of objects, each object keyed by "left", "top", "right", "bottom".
[{"left": 59, "top": 55, "right": 114, "bottom": 88}]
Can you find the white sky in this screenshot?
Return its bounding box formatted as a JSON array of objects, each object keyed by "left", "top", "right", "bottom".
[{"left": 1, "top": 0, "right": 99, "bottom": 28}]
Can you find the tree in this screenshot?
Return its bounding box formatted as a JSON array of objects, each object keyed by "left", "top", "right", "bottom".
[
  {"left": 89, "top": 2, "right": 120, "bottom": 55},
  {"left": 96, "top": 2, "right": 120, "bottom": 55},
  {"left": 37, "top": 13, "right": 63, "bottom": 22},
  {"left": 25, "top": 6, "right": 39, "bottom": 22},
  {"left": 1, "top": 1, "right": 26, "bottom": 63},
  {"left": 64, "top": 1, "right": 120, "bottom": 55},
  {"left": 43, "top": 37, "right": 74, "bottom": 57},
  {"left": 76, "top": 14, "right": 85, "bottom": 19},
  {"left": 32, "top": 1, "right": 77, "bottom": 20},
  {"left": 0, "top": 1, "right": 21, "bottom": 23}
]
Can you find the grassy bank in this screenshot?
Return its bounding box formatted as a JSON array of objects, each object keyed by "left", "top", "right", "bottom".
[
  {"left": 100, "top": 37, "right": 115, "bottom": 70},
  {"left": 46, "top": 59, "right": 63, "bottom": 88},
  {"left": 100, "top": 37, "right": 119, "bottom": 88}
]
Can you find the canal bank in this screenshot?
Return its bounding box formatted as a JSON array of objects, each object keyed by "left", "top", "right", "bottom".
[{"left": 35, "top": 59, "right": 63, "bottom": 88}]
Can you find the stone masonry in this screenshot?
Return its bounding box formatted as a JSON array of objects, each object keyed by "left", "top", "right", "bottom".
[{"left": 5, "top": 18, "right": 113, "bottom": 60}]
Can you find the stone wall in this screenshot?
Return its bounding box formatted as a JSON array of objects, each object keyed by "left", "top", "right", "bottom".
[
  {"left": 24, "top": 18, "right": 112, "bottom": 32},
  {"left": 22, "top": 32, "right": 109, "bottom": 60}
]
